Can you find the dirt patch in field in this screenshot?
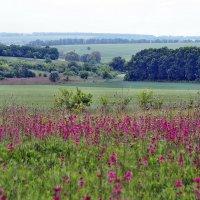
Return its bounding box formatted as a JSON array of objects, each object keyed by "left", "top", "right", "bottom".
[
  {"left": 0, "top": 76, "right": 102, "bottom": 85},
  {"left": 0, "top": 77, "right": 51, "bottom": 85}
]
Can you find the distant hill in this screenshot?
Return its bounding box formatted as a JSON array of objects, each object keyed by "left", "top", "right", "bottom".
[{"left": 1, "top": 32, "right": 200, "bottom": 45}]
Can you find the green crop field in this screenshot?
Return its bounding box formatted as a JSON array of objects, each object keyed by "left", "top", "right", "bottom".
[
  {"left": 0, "top": 81, "right": 199, "bottom": 109},
  {"left": 54, "top": 43, "right": 200, "bottom": 63}
]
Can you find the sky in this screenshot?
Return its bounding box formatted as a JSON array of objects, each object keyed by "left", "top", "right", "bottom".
[{"left": 0, "top": 0, "right": 200, "bottom": 36}]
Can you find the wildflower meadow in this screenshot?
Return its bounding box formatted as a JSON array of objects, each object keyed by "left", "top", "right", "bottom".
[{"left": 0, "top": 107, "right": 199, "bottom": 200}]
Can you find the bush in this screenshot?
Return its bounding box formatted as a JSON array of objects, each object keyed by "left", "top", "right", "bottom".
[
  {"left": 54, "top": 88, "right": 92, "bottom": 112},
  {"left": 80, "top": 71, "right": 89, "bottom": 79},
  {"left": 49, "top": 71, "right": 60, "bottom": 82},
  {"left": 64, "top": 70, "right": 75, "bottom": 76},
  {"left": 138, "top": 89, "right": 163, "bottom": 110},
  {"left": 100, "top": 96, "right": 110, "bottom": 113},
  {"left": 45, "top": 57, "right": 52, "bottom": 63},
  {"left": 102, "top": 71, "right": 112, "bottom": 79}
]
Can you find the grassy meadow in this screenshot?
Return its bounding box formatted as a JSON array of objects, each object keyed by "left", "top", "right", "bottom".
[
  {"left": 0, "top": 81, "right": 199, "bottom": 109},
  {"left": 54, "top": 43, "right": 200, "bottom": 62}
]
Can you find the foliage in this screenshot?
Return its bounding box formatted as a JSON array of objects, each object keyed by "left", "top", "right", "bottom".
[
  {"left": 54, "top": 88, "right": 92, "bottom": 112},
  {"left": 109, "top": 56, "right": 126, "bottom": 72},
  {"left": 65, "top": 51, "right": 80, "bottom": 62},
  {"left": 0, "top": 44, "right": 59, "bottom": 60},
  {"left": 138, "top": 89, "right": 163, "bottom": 109},
  {"left": 100, "top": 95, "right": 132, "bottom": 113},
  {"left": 100, "top": 96, "right": 110, "bottom": 113},
  {"left": 79, "top": 71, "right": 89, "bottom": 79},
  {"left": 125, "top": 47, "right": 200, "bottom": 81},
  {"left": 68, "top": 51, "right": 102, "bottom": 64},
  {"left": 0, "top": 59, "right": 36, "bottom": 78},
  {"left": 44, "top": 56, "right": 52, "bottom": 63},
  {"left": 101, "top": 65, "right": 113, "bottom": 79},
  {"left": 49, "top": 71, "right": 60, "bottom": 82}
]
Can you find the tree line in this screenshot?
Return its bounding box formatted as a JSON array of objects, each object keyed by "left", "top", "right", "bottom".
[
  {"left": 0, "top": 44, "right": 59, "bottom": 60},
  {"left": 27, "top": 38, "right": 200, "bottom": 46},
  {"left": 125, "top": 47, "right": 200, "bottom": 81}
]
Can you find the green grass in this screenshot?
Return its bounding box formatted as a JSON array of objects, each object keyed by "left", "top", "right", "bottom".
[
  {"left": 0, "top": 81, "right": 199, "bottom": 109},
  {"left": 54, "top": 43, "right": 200, "bottom": 62}
]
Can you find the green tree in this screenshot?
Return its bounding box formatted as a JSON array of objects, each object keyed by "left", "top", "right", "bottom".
[
  {"left": 65, "top": 51, "right": 80, "bottom": 61},
  {"left": 49, "top": 71, "right": 60, "bottom": 82},
  {"left": 109, "top": 57, "right": 126, "bottom": 72}
]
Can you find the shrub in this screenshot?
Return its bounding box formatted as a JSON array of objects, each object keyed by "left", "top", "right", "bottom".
[
  {"left": 138, "top": 89, "right": 163, "bottom": 110},
  {"left": 54, "top": 88, "right": 92, "bottom": 112},
  {"left": 116, "top": 96, "right": 132, "bottom": 112},
  {"left": 102, "top": 71, "right": 112, "bottom": 79},
  {"left": 80, "top": 71, "right": 89, "bottom": 79},
  {"left": 49, "top": 71, "right": 60, "bottom": 82},
  {"left": 45, "top": 57, "right": 52, "bottom": 63},
  {"left": 100, "top": 96, "right": 110, "bottom": 113}
]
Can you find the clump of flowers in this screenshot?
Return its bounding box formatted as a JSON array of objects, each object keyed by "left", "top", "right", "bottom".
[
  {"left": 112, "top": 184, "right": 123, "bottom": 196},
  {"left": 53, "top": 186, "right": 63, "bottom": 200},
  {"left": 0, "top": 189, "right": 7, "bottom": 200},
  {"left": 108, "top": 153, "right": 117, "bottom": 166},
  {"left": 78, "top": 178, "right": 86, "bottom": 187},
  {"left": 124, "top": 171, "right": 133, "bottom": 182},
  {"left": 194, "top": 177, "right": 200, "bottom": 199},
  {"left": 82, "top": 195, "right": 91, "bottom": 200},
  {"left": 175, "top": 181, "right": 183, "bottom": 195}
]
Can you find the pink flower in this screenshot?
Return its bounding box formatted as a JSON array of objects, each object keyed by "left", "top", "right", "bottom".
[
  {"left": 78, "top": 179, "right": 85, "bottom": 187},
  {"left": 159, "top": 156, "right": 165, "bottom": 164},
  {"left": 175, "top": 181, "right": 183, "bottom": 188},
  {"left": 53, "top": 194, "right": 60, "bottom": 200},
  {"left": 7, "top": 143, "right": 14, "bottom": 152},
  {"left": 82, "top": 196, "right": 91, "bottom": 200},
  {"left": 53, "top": 186, "right": 63, "bottom": 192},
  {"left": 97, "top": 173, "right": 103, "bottom": 178},
  {"left": 108, "top": 171, "right": 116, "bottom": 179},
  {"left": 60, "top": 155, "right": 64, "bottom": 163},
  {"left": 124, "top": 171, "right": 133, "bottom": 182},
  {"left": 112, "top": 184, "right": 123, "bottom": 195},
  {"left": 194, "top": 190, "right": 200, "bottom": 197},
  {"left": 108, "top": 153, "right": 117, "bottom": 166},
  {"left": 114, "top": 178, "right": 121, "bottom": 183},
  {"left": 194, "top": 177, "right": 200, "bottom": 183},
  {"left": 110, "top": 153, "right": 117, "bottom": 163},
  {"left": 0, "top": 189, "right": 4, "bottom": 194}
]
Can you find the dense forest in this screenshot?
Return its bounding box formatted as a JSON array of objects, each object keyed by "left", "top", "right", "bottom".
[
  {"left": 27, "top": 38, "right": 200, "bottom": 46},
  {"left": 0, "top": 44, "right": 59, "bottom": 60},
  {"left": 125, "top": 47, "right": 200, "bottom": 81}
]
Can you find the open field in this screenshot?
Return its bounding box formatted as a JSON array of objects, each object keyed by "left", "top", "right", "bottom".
[
  {"left": 0, "top": 81, "right": 199, "bottom": 109},
  {"left": 54, "top": 43, "right": 200, "bottom": 62}
]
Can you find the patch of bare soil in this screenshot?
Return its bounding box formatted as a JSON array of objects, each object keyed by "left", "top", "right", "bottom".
[{"left": 0, "top": 76, "right": 101, "bottom": 85}]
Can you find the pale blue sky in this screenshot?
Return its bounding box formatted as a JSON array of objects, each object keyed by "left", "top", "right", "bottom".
[{"left": 0, "top": 0, "right": 199, "bottom": 36}]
